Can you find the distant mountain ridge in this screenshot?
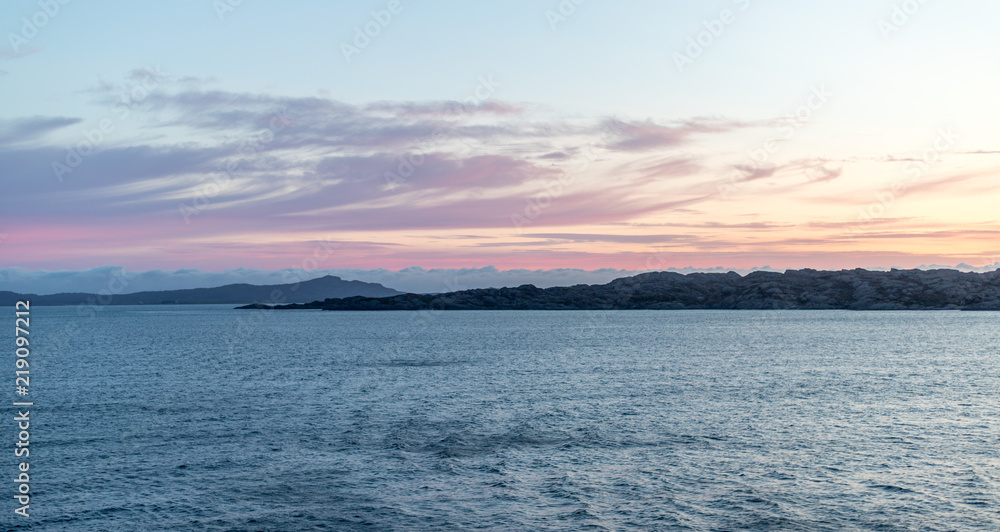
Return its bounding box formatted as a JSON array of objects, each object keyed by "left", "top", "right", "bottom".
[
  {"left": 0, "top": 275, "right": 403, "bottom": 306},
  {"left": 242, "top": 268, "right": 1000, "bottom": 311}
]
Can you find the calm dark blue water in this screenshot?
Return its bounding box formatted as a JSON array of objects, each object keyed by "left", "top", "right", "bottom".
[{"left": 5, "top": 306, "right": 1000, "bottom": 530}]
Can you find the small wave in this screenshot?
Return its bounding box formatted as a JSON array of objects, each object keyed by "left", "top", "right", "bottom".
[
  {"left": 367, "top": 359, "right": 468, "bottom": 368},
  {"left": 872, "top": 484, "right": 916, "bottom": 493}
]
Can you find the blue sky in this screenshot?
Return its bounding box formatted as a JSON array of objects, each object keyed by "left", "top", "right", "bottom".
[
  {"left": 2, "top": 0, "right": 1000, "bottom": 291},
  {"left": 7, "top": 1, "right": 995, "bottom": 121}
]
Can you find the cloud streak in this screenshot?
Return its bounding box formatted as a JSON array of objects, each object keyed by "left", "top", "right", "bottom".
[
  {"left": 0, "top": 116, "right": 82, "bottom": 145},
  {"left": 3, "top": 73, "right": 997, "bottom": 273}
]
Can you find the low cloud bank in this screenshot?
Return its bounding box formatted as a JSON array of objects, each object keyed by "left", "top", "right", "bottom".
[{"left": 1, "top": 263, "right": 998, "bottom": 295}]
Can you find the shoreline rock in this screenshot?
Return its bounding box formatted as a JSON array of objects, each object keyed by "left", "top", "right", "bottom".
[{"left": 237, "top": 268, "right": 1000, "bottom": 311}]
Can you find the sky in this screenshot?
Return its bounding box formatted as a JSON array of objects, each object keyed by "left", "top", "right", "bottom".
[{"left": 2, "top": 0, "right": 1000, "bottom": 293}]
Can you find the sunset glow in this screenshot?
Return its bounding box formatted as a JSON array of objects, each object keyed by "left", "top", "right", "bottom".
[{"left": 3, "top": 0, "right": 999, "bottom": 276}]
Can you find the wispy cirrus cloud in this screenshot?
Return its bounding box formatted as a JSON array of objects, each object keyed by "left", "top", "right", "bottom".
[
  {"left": 0, "top": 116, "right": 82, "bottom": 145},
  {"left": 5, "top": 71, "right": 997, "bottom": 273},
  {"left": 521, "top": 233, "right": 698, "bottom": 245},
  {"left": 605, "top": 117, "right": 759, "bottom": 152},
  {"left": 365, "top": 100, "right": 526, "bottom": 117},
  {"left": 2, "top": 83, "right": 761, "bottom": 234}
]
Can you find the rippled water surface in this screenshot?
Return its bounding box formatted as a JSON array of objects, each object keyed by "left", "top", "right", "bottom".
[{"left": 9, "top": 307, "right": 1000, "bottom": 530}]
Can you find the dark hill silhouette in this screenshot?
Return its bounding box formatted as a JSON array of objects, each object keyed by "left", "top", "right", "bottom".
[
  {"left": 0, "top": 275, "right": 403, "bottom": 306},
  {"left": 240, "top": 268, "right": 1000, "bottom": 311}
]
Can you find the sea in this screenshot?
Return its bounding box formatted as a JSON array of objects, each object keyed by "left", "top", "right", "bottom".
[{"left": 5, "top": 305, "right": 999, "bottom": 530}]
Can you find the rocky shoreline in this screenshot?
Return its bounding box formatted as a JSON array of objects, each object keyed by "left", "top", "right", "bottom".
[{"left": 237, "top": 268, "right": 1000, "bottom": 311}]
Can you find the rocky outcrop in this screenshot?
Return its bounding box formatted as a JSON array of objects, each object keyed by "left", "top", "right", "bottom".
[
  {"left": 1, "top": 275, "right": 402, "bottom": 306},
  {"left": 240, "top": 269, "right": 1000, "bottom": 311}
]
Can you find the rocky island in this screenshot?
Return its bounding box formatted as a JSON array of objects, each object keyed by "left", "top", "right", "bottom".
[
  {"left": 0, "top": 275, "right": 401, "bottom": 307},
  {"left": 237, "top": 268, "right": 1000, "bottom": 311}
]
